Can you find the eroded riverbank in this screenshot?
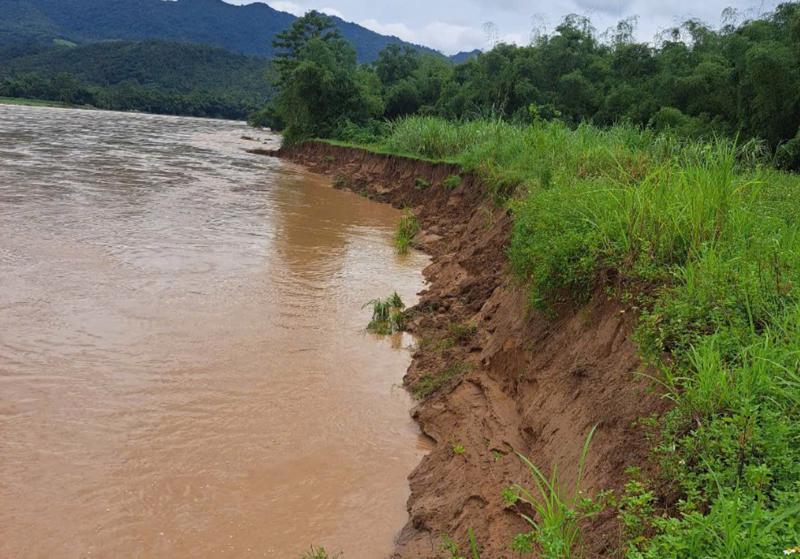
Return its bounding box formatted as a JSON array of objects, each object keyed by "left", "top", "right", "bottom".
[{"left": 271, "top": 141, "right": 667, "bottom": 558}]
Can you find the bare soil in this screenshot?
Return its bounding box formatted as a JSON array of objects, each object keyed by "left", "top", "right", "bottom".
[{"left": 260, "top": 142, "right": 668, "bottom": 559}]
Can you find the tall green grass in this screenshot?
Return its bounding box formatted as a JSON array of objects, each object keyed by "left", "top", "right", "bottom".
[
  {"left": 364, "top": 292, "right": 405, "bottom": 334},
  {"left": 394, "top": 210, "right": 420, "bottom": 254},
  {"left": 507, "top": 427, "right": 601, "bottom": 559},
  {"left": 345, "top": 115, "right": 800, "bottom": 557}
]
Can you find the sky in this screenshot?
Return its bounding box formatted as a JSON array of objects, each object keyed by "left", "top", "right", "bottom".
[{"left": 227, "top": 0, "right": 782, "bottom": 55}]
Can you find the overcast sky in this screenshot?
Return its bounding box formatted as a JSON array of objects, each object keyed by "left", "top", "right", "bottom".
[{"left": 227, "top": 0, "right": 781, "bottom": 55}]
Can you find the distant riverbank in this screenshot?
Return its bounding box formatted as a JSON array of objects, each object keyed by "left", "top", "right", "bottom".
[
  {"left": 0, "top": 96, "right": 70, "bottom": 108},
  {"left": 0, "top": 99, "right": 247, "bottom": 123}
]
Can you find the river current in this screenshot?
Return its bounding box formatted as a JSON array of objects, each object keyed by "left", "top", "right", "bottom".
[{"left": 0, "top": 105, "right": 429, "bottom": 558}]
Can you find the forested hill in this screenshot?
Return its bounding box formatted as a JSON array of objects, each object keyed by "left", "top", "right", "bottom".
[
  {"left": 0, "top": 40, "right": 268, "bottom": 97},
  {"left": 0, "top": 0, "right": 439, "bottom": 62},
  {"left": 0, "top": 41, "right": 270, "bottom": 118}
]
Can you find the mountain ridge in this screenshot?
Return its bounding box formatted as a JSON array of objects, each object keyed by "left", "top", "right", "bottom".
[{"left": 0, "top": 0, "right": 445, "bottom": 62}]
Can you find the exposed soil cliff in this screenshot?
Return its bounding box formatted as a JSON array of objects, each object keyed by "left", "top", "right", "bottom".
[{"left": 260, "top": 142, "right": 667, "bottom": 558}]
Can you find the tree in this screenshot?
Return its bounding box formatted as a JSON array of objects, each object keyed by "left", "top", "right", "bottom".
[
  {"left": 375, "top": 44, "right": 420, "bottom": 86},
  {"left": 271, "top": 10, "right": 343, "bottom": 87},
  {"left": 269, "top": 11, "right": 383, "bottom": 143}
]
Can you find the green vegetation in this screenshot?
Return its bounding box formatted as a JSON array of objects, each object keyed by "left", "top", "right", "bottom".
[
  {"left": 447, "top": 322, "right": 476, "bottom": 344},
  {"left": 442, "top": 529, "right": 481, "bottom": 559},
  {"left": 300, "top": 546, "right": 339, "bottom": 559},
  {"left": 412, "top": 362, "right": 469, "bottom": 399},
  {"left": 0, "top": 96, "right": 65, "bottom": 107},
  {"left": 265, "top": 5, "right": 800, "bottom": 169},
  {"left": 0, "top": 41, "right": 270, "bottom": 119},
  {"left": 443, "top": 174, "right": 462, "bottom": 189},
  {"left": 505, "top": 427, "right": 604, "bottom": 559},
  {"left": 394, "top": 210, "right": 420, "bottom": 254},
  {"left": 414, "top": 177, "right": 431, "bottom": 190},
  {"left": 452, "top": 442, "right": 466, "bottom": 455},
  {"left": 0, "top": 0, "right": 437, "bottom": 62},
  {"left": 258, "top": 11, "right": 382, "bottom": 142},
  {"left": 0, "top": 0, "right": 439, "bottom": 119},
  {"left": 364, "top": 292, "right": 405, "bottom": 335}
]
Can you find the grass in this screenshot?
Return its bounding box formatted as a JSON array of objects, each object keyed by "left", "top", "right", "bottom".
[
  {"left": 334, "top": 115, "right": 800, "bottom": 557},
  {"left": 412, "top": 362, "right": 469, "bottom": 399},
  {"left": 364, "top": 292, "right": 405, "bottom": 334},
  {"left": 444, "top": 174, "right": 462, "bottom": 189},
  {"left": 442, "top": 529, "right": 481, "bottom": 559},
  {"left": 505, "top": 426, "right": 602, "bottom": 559},
  {"left": 300, "top": 547, "right": 339, "bottom": 559},
  {"left": 414, "top": 176, "right": 431, "bottom": 190},
  {"left": 394, "top": 210, "right": 420, "bottom": 254},
  {"left": 448, "top": 322, "right": 477, "bottom": 344}
]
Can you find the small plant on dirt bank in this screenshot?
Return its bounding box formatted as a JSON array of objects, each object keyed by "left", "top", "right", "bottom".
[
  {"left": 442, "top": 529, "right": 481, "bottom": 559},
  {"left": 332, "top": 174, "right": 348, "bottom": 188},
  {"left": 412, "top": 362, "right": 469, "bottom": 399},
  {"left": 452, "top": 442, "right": 466, "bottom": 455},
  {"left": 394, "top": 210, "right": 420, "bottom": 254},
  {"left": 505, "top": 426, "right": 605, "bottom": 559},
  {"left": 444, "top": 174, "right": 462, "bottom": 189},
  {"left": 617, "top": 468, "right": 657, "bottom": 554},
  {"left": 448, "top": 322, "right": 477, "bottom": 344},
  {"left": 301, "top": 546, "right": 340, "bottom": 559},
  {"left": 415, "top": 176, "right": 431, "bottom": 190},
  {"left": 364, "top": 292, "right": 405, "bottom": 334}
]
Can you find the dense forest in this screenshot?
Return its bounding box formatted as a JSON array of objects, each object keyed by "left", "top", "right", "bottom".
[
  {"left": 263, "top": 6, "right": 800, "bottom": 168},
  {"left": 0, "top": 0, "right": 457, "bottom": 119},
  {"left": 0, "top": 40, "right": 270, "bottom": 118},
  {"left": 0, "top": 0, "right": 438, "bottom": 62}
]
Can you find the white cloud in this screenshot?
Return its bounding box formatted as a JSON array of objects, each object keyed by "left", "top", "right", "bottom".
[
  {"left": 421, "top": 22, "right": 486, "bottom": 54},
  {"left": 319, "top": 6, "right": 344, "bottom": 17},
  {"left": 267, "top": 1, "right": 304, "bottom": 15},
  {"left": 358, "top": 19, "right": 417, "bottom": 41},
  {"left": 499, "top": 32, "right": 524, "bottom": 46},
  {"left": 359, "top": 18, "right": 486, "bottom": 54},
  {"left": 246, "top": 0, "right": 785, "bottom": 54}
]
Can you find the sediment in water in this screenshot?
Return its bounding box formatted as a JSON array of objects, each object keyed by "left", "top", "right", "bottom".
[{"left": 262, "top": 142, "right": 667, "bottom": 558}]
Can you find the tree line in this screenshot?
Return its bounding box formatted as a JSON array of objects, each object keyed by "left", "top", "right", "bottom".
[
  {"left": 261, "top": 5, "right": 800, "bottom": 168},
  {"left": 0, "top": 40, "right": 271, "bottom": 119},
  {"left": 0, "top": 72, "right": 260, "bottom": 119}
]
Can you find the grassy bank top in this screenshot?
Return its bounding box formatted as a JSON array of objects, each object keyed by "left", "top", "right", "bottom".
[{"left": 322, "top": 115, "right": 800, "bottom": 557}]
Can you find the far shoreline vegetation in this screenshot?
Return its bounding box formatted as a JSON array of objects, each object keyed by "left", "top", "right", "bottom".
[
  {"left": 0, "top": 96, "right": 249, "bottom": 121},
  {"left": 0, "top": 41, "right": 270, "bottom": 119},
  {"left": 0, "top": 96, "right": 68, "bottom": 108},
  {"left": 270, "top": 6, "right": 800, "bottom": 559}
]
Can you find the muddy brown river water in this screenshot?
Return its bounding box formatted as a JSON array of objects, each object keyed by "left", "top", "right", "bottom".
[{"left": 0, "top": 105, "right": 430, "bottom": 558}]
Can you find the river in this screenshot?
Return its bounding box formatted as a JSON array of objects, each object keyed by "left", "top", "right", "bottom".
[{"left": 0, "top": 105, "right": 430, "bottom": 558}]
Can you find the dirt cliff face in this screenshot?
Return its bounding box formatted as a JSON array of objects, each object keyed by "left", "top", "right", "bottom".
[{"left": 265, "top": 142, "right": 667, "bottom": 558}]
